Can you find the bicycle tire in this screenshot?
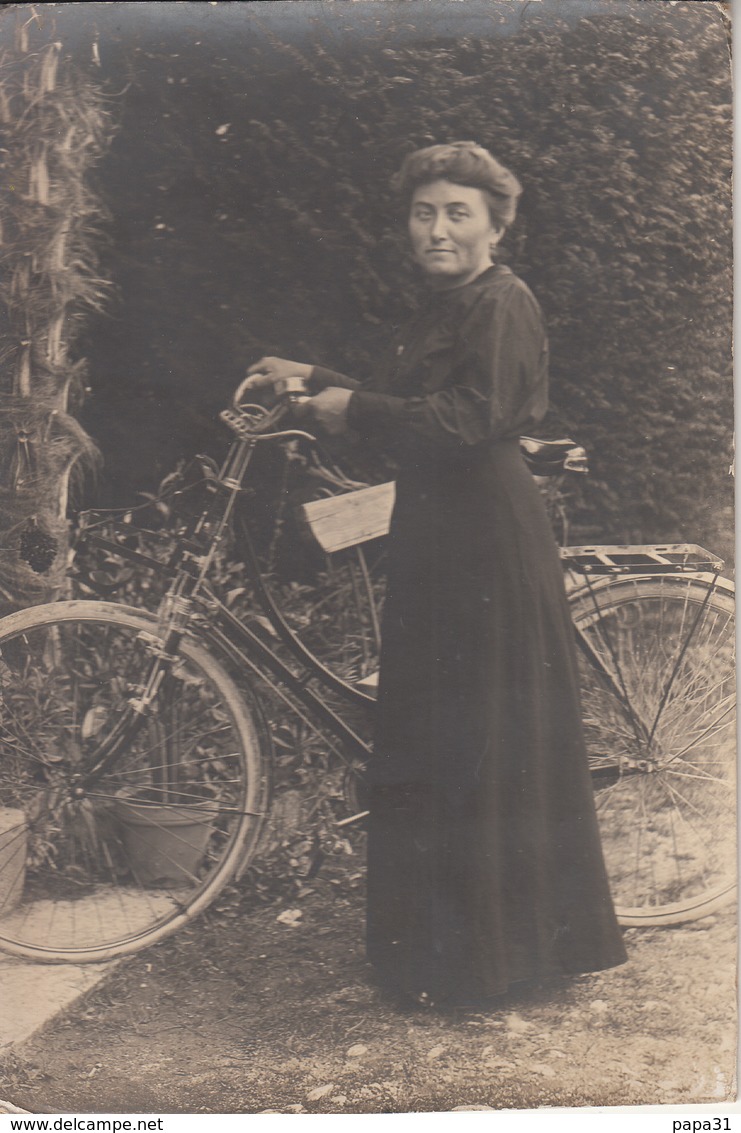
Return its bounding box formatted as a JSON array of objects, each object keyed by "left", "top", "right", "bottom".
[
  {"left": 0, "top": 600, "right": 272, "bottom": 962},
  {"left": 570, "top": 574, "right": 736, "bottom": 926}
]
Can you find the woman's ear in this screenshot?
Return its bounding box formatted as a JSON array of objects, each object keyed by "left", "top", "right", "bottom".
[
  {"left": 489, "top": 226, "right": 505, "bottom": 255},
  {"left": 487, "top": 222, "right": 505, "bottom": 256}
]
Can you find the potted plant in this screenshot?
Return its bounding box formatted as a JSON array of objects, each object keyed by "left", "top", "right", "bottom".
[{"left": 112, "top": 788, "right": 214, "bottom": 887}]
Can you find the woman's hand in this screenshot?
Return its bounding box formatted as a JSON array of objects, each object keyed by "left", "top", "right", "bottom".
[
  {"left": 297, "top": 388, "right": 353, "bottom": 436},
  {"left": 244, "top": 356, "right": 312, "bottom": 394}
]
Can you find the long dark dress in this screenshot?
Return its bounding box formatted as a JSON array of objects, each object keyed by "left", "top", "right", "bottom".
[{"left": 312, "top": 264, "right": 627, "bottom": 1004}]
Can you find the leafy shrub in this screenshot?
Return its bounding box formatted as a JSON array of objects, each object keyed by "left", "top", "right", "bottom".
[{"left": 72, "top": 3, "right": 732, "bottom": 550}]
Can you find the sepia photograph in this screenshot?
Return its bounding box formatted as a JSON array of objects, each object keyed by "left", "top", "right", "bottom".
[{"left": 0, "top": 0, "right": 735, "bottom": 1119}]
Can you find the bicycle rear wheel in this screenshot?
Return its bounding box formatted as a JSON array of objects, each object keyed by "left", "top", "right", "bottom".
[
  {"left": 0, "top": 600, "right": 271, "bottom": 962},
  {"left": 571, "top": 574, "right": 736, "bottom": 926}
]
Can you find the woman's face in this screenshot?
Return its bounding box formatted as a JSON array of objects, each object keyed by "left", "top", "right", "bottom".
[{"left": 408, "top": 179, "right": 503, "bottom": 289}]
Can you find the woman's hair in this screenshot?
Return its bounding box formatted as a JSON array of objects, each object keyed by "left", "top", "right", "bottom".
[{"left": 394, "top": 141, "right": 522, "bottom": 229}]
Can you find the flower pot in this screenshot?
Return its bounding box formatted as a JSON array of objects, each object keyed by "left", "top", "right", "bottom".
[
  {"left": 112, "top": 791, "right": 213, "bottom": 887},
  {"left": 0, "top": 807, "right": 27, "bottom": 913}
]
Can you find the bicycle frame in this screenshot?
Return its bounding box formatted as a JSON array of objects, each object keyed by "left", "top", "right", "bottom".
[
  {"left": 76, "top": 419, "right": 729, "bottom": 794},
  {"left": 76, "top": 432, "right": 376, "bottom": 794},
  {"left": 0, "top": 397, "right": 726, "bottom": 959}
]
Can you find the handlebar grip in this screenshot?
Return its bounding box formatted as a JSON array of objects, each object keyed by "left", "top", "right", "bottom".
[
  {"left": 276, "top": 375, "right": 311, "bottom": 401},
  {"left": 233, "top": 373, "right": 311, "bottom": 409},
  {"left": 224, "top": 373, "right": 314, "bottom": 440}
]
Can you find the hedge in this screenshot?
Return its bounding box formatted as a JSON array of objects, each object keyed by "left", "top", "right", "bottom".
[{"left": 57, "top": 1, "right": 732, "bottom": 552}]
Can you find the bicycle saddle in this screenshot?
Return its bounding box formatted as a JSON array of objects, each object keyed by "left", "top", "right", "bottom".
[{"left": 519, "top": 436, "right": 588, "bottom": 475}]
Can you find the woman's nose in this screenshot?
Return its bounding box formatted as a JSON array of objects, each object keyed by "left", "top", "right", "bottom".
[{"left": 430, "top": 213, "right": 448, "bottom": 241}]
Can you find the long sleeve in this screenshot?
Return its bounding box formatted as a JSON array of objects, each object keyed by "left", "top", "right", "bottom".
[
  {"left": 345, "top": 278, "right": 549, "bottom": 451},
  {"left": 308, "top": 367, "right": 362, "bottom": 393}
]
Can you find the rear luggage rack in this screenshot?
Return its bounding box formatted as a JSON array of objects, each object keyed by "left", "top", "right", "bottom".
[{"left": 561, "top": 544, "right": 725, "bottom": 575}]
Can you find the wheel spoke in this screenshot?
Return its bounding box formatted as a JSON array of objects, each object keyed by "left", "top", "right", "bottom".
[
  {"left": 662, "top": 766, "right": 730, "bottom": 786},
  {"left": 574, "top": 576, "right": 736, "bottom": 924},
  {"left": 662, "top": 704, "right": 735, "bottom": 764},
  {"left": 657, "top": 774, "right": 726, "bottom": 839},
  {"left": 0, "top": 604, "right": 268, "bottom": 961}
]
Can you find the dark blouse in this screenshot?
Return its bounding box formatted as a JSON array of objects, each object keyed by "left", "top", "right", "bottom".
[{"left": 309, "top": 264, "right": 549, "bottom": 453}]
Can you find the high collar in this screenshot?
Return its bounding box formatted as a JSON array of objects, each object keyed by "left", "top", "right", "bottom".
[{"left": 425, "top": 263, "right": 512, "bottom": 309}]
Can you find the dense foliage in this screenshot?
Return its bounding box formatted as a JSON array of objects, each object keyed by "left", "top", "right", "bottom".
[
  {"left": 20, "top": 1, "right": 733, "bottom": 553},
  {"left": 0, "top": 23, "right": 110, "bottom": 613}
]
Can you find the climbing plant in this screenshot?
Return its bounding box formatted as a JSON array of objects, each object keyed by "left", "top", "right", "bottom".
[{"left": 0, "top": 16, "right": 112, "bottom": 613}]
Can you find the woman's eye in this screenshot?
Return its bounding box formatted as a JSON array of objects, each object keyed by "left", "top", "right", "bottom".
[{"left": 449, "top": 210, "right": 468, "bottom": 221}]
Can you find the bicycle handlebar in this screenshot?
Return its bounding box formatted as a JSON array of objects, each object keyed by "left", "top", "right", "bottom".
[
  {"left": 221, "top": 374, "right": 316, "bottom": 443},
  {"left": 231, "top": 373, "right": 311, "bottom": 410},
  {"left": 220, "top": 404, "right": 318, "bottom": 444},
  {"left": 222, "top": 375, "right": 370, "bottom": 493},
  {"left": 224, "top": 376, "right": 588, "bottom": 477}
]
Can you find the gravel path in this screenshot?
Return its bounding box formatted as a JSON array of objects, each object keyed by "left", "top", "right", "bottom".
[{"left": 1, "top": 857, "right": 736, "bottom": 1115}]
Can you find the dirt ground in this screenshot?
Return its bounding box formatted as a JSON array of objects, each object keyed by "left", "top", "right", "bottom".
[{"left": 1, "top": 846, "right": 737, "bottom": 1116}]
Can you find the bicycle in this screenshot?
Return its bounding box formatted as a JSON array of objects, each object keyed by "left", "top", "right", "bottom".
[{"left": 0, "top": 378, "right": 735, "bottom": 962}]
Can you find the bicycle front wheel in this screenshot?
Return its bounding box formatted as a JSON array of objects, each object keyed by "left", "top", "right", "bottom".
[
  {"left": 571, "top": 574, "right": 736, "bottom": 926},
  {"left": 0, "top": 600, "right": 271, "bottom": 962}
]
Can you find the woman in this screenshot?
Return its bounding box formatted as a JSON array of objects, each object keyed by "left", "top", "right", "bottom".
[{"left": 246, "top": 141, "right": 627, "bottom": 1007}]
